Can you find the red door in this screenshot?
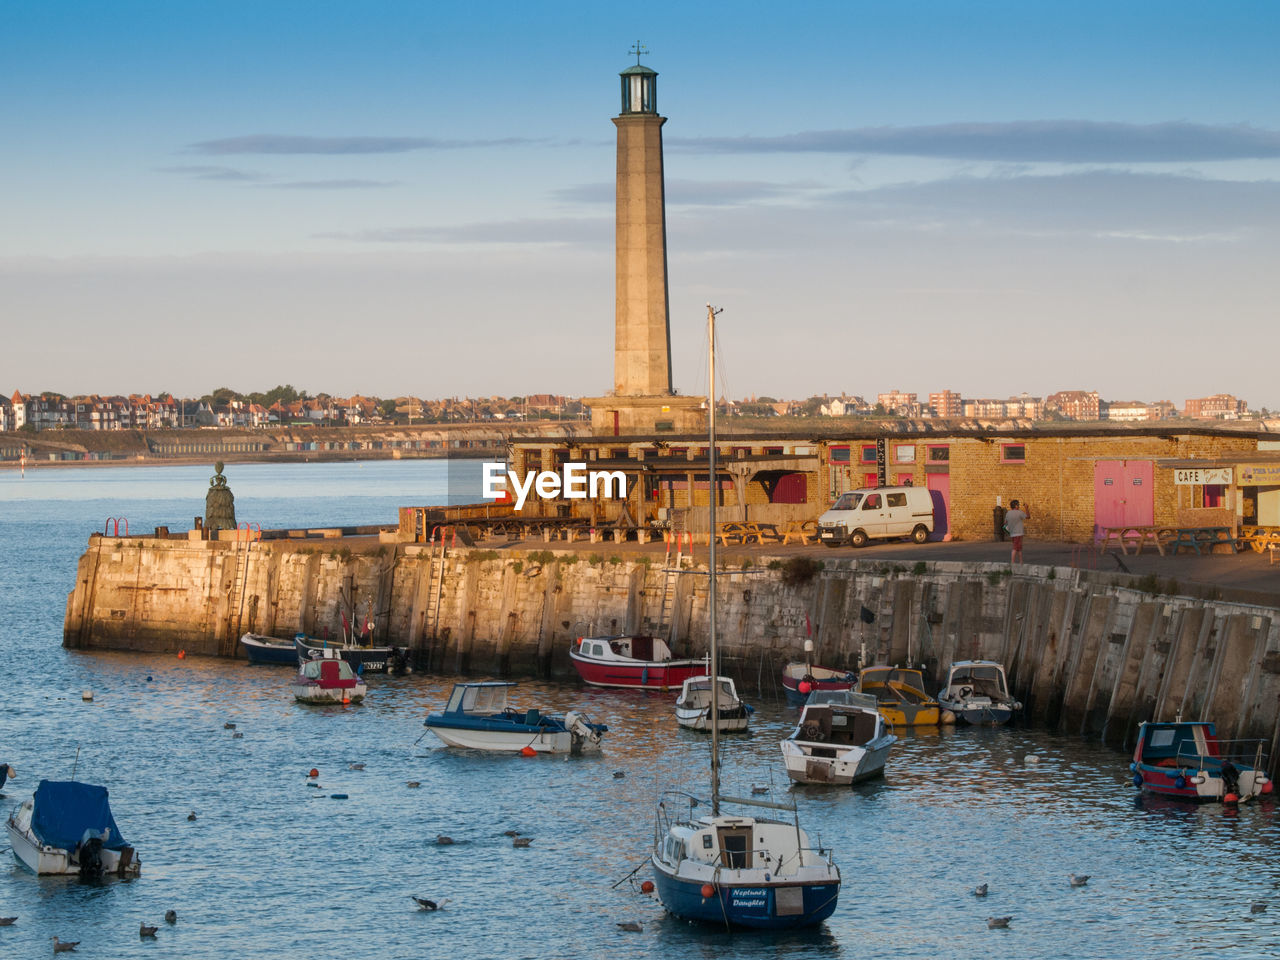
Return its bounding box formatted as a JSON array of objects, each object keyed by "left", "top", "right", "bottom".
[
  {"left": 926, "top": 473, "right": 950, "bottom": 540},
  {"left": 1093, "top": 460, "right": 1154, "bottom": 535}
]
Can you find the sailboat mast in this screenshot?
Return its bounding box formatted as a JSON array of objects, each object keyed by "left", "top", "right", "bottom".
[{"left": 707, "top": 302, "right": 721, "bottom": 816}]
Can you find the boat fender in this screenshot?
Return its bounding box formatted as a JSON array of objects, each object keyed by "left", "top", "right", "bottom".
[
  {"left": 700, "top": 883, "right": 715, "bottom": 899},
  {"left": 641, "top": 667, "right": 649, "bottom": 686},
  {"left": 1262, "top": 779, "right": 1274, "bottom": 795},
  {"left": 1175, "top": 776, "right": 1187, "bottom": 789},
  {"left": 1132, "top": 774, "right": 1143, "bottom": 788}
]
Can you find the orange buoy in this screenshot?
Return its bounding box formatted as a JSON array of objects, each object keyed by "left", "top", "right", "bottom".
[
  {"left": 309, "top": 768, "right": 319, "bottom": 778},
  {"left": 798, "top": 681, "right": 812, "bottom": 695},
  {"left": 177, "top": 650, "right": 186, "bottom": 659},
  {"left": 520, "top": 746, "right": 537, "bottom": 757},
  {"left": 1224, "top": 792, "right": 1240, "bottom": 804},
  {"left": 342, "top": 696, "right": 351, "bottom": 705},
  {"left": 1263, "top": 780, "right": 1274, "bottom": 794},
  {"left": 640, "top": 880, "right": 655, "bottom": 894},
  {"left": 700, "top": 883, "right": 715, "bottom": 899}
]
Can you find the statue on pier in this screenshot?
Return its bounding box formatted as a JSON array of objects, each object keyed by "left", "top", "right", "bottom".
[{"left": 204, "top": 461, "right": 237, "bottom": 534}]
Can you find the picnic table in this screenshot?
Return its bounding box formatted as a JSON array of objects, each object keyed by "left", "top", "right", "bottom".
[
  {"left": 1163, "top": 526, "right": 1237, "bottom": 555},
  {"left": 716, "top": 520, "right": 819, "bottom": 546},
  {"left": 1097, "top": 526, "right": 1167, "bottom": 556},
  {"left": 1239, "top": 526, "right": 1280, "bottom": 555}
]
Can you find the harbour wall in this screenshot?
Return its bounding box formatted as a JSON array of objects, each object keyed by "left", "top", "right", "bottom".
[{"left": 63, "top": 534, "right": 1280, "bottom": 768}]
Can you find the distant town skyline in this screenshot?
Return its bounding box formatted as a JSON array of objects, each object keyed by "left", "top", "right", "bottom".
[{"left": 4, "top": 2, "right": 1278, "bottom": 404}]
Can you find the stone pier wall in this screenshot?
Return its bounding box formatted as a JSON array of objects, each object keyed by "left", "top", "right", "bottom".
[{"left": 64, "top": 535, "right": 1280, "bottom": 768}]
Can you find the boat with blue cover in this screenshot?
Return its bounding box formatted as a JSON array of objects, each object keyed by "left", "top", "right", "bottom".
[
  {"left": 5, "top": 780, "right": 140, "bottom": 878},
  {"left": 1131, "top": 720, "right": 1272, "bottom": 802},
  {"left": 424, "top": 682, "right": 607, "bottom": 754}
]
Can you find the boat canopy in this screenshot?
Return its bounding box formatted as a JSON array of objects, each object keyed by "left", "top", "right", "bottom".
[
  {"left": 807, "top": 690, "right": 879, "bottom": 710},
  {"left": 31, "top": 780, "right": 128, "bottom": 852},
  {"left": 300, "top": 658, "right": 358, "bottom": 683},
  {"left": 444, "top": 682, "right": 514, "bottom": 715},
  {"left": 1140, "top": 723, "right": 1219, "bottom": 763},
  {"left": 945, "top": 661, "right": 1009, "bottom": 695},
  {"left": 860, "top": 667, "right": 925, "bottom": 687}
]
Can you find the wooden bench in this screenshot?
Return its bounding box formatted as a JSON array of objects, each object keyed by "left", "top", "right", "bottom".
[
  {"left": 781, "top": 519, "right": 819, "bottom": 545},
  {"left": 1098, "top": 525, "right": 1166, "bottom": 556},
  {"left": 1164, "top": 526, "right": 1237, "bottom": 555},
  {"left": 1238, "top": 526, "right": 1280, "bottom": 555}
]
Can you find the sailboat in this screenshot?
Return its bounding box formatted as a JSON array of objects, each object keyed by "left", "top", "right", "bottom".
[{"left": 649, "top": 305, "right": 841, "bottom": 929}]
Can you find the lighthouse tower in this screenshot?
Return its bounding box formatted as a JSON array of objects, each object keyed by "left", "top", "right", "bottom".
[{"left": 587, "top": 49, "right": 705, "bottom": 436}]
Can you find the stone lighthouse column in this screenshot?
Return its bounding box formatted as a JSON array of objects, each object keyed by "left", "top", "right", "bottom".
[{"left": 613, "top": 55, "right": 672, "bottom": 397}]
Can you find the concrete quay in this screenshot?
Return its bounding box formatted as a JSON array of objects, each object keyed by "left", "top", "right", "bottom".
[{"left": 62, "top": 525, "right": 1280, "bottom": 773}]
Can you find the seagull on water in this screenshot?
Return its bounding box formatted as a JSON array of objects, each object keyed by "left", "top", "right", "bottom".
[
  {"left": 613, "top": 771, "right": 625, "bottom": 779},
  {"left": 232, "top": 732, "right": 244, "bottom": 739},
  {"left": 412, "top": 896, "right": 449, "bottom": 911},
  {"left": 1069, "top": 874, "right": 1090, "bottom": 887},
  {"left": 52, "top": 937, "right": 80, "bottom": 953},
  {"left": 164, "top": 910, "right": 177, "bottom": 924},
  {"left": 1251, "top": 901, "right": 1268, "bottom": 914},
  {"left": 0, "top": 918, "right": 16, "bottom": 926},
  {"left": 616, "top": 921, "right": 643, "bottom": 932},
  {"left": 435, "top": 835, "right": 455, "bottom": 845},
  {"left": 973, "top": 883, "right": 988, "bottom": 897},
  {"left": 987, "top": 916, "right": 1012, "bottom": 929},
  {"left": 187, "top": 811, "right": 197, "bottom": 821},
  {"left": 139, "top": 923, "right": 158, "bottom": 938},
  {"left": 513, "top": 836, "right": 532, "bottom": 848},
  {"left": 406, "top": 781, "right": 421, "bottom": 788},
  {"left": 348, "top": 762, "right": 365, "bottom": 771},
  {"left": 224, "top": 722, "right": 236, "bottom": 730},
  {"left": 502, "top": 830, "right": 520, "bottom": 837}
]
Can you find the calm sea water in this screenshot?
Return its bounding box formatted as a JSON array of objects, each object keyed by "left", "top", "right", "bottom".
[{"left": 1, "top": 461, "right": 1278, "bottom": 959}]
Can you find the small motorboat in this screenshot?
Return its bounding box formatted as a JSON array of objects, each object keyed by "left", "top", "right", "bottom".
[
  {"left": 424, "top": 681, "right": 607, "bottom": 754},
  {"left": 6, "top": 780, "right": 140, "bottom": 878},
  {"left": 239, "top": 633, "right": 298, "bottom": 665},
  {"left": 781, "top": 690, "right": 897, "bottom": 785},
  {"left": 937, "top": 660, "right": 1021, "bottom": 725},
  {"left": 780, "top": 661, "right": 856, "bottom": 706},
  {"left": 570, "top": 635, "right": 707, "bottom": 690},
  {"left": 855, "top": 666, "right": 952, "bottom": 726},
  {"left": 291, "top": 649, "right": 367, "bottom": 705},
  {"left": 674, "top": 676, "right": 753, "bottom": 733},
  {"left": 294, "top": 633, "right": 394, "bottom": 673},
  {"left": 1131, "top": 720, "right": 1273, "bottom": 802}
]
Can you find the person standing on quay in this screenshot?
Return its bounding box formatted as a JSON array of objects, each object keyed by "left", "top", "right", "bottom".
[{"left": 1006, "top": 499, "right": 1030, "bottom": 564}]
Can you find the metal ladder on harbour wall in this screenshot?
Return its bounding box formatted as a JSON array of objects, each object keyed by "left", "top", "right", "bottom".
[
  {"left": 222, "top": 536, "right": 254, "bottom": 655},
  {"left": 657, "top": 529, "right": 690, "bottom": 643},
  {"left": 422, "top": 527, "right": 455, "bottom": 640}
]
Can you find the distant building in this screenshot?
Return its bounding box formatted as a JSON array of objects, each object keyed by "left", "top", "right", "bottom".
[
  {"left": 1104, "top": 400, "right": 1174, "bottom": 422},
  {"left": 877, "top": 390, "right": 923, "bottom": 417},
  {"left": 1045, "top": 390, "right": 1100, "bottom": 421},
  {"left": 1184, "top": 394, "right": 1247, "bottom": 419},
  {"left": 929, "top": 390, "right": 964, "bottom": 418},
  {"left": 962, "top": 395, "right": 1043, "bottom": 419}
]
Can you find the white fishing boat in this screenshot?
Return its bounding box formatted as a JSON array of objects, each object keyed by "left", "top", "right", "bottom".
[
  {"left": 674, "top": 675, "right": 753, "bottom": 732},
  {"left": 937, "top": 660, "right": 1021, "bottom": 725},
  {"left": 423, "top": 681, "right": 607, "bottom": 754},
  {"left": 291, "top": 649, "right": 367, "bottom": 705},
  {"left": 781, "top": 690, "right": 897, "bottom": 785},
  {"left": 6, "top": 780, "right": 140, "bottom": 878},
  {"left": 650, "top": 304, "right": 840, "bottom": 930}
]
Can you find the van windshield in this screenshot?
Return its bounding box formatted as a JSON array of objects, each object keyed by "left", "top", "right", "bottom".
[{"left": 832, "top": 493, "right": 863, "bottom": 511}]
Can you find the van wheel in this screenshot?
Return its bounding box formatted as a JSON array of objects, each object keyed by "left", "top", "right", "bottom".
[
  {"left": 849, "top": 529, "right": 868, "bottom": 548},
  {"left": 912, "top": 525, "right": 929, "bottom": 544}
]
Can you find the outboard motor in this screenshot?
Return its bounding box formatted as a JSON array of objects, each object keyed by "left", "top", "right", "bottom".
[
  {"left": 564, "top": 711, "right": 604, "bottom": 755},
  {"left": 77, "top": 832, "right": 105, "bottom": 881}
]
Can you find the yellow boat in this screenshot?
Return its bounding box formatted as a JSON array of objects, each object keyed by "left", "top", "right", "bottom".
[{"left": 855, "top": 667, "right": 953, "bottom": 726}]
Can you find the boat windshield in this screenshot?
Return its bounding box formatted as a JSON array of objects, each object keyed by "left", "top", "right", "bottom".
[
  {"left": 949, "top": 664, "right": 1007, "bottom": 695},
  {"left": 832, "top": 493, "right": 863, "bottom": 511},
  {"left": 446, "top": 684, "right": 510, "bottom": 714}
]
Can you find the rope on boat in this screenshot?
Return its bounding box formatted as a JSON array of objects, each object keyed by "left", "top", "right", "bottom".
[{"left": 610, "top": 857, "right": 650, "bottom": 889}]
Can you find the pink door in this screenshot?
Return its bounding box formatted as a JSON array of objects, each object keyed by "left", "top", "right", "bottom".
[
  {"left": 926, "top": 473, "right": 950, "bottom": 540},
  {"left": 1094, "top": 460, "right": 1153, "bottom": 535}
]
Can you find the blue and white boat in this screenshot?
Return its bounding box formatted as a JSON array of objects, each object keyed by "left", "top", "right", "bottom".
[
  {"left": 239, "top": 633, "right": 297, "bottom": 665},
  {"left": 937, "top": 660, "right": 1021, "bottom": 725},
  {"left": 5, "top": 780, "right": 141, "bottom": 878},
  {"left": 650, "top": 306, "right": 840, "bottom": 930},
  {"left": 294, "top": 633, "right": 394, "bottom": 673},
  {"left": 423, "top": 682, "right": 607, "bottom": 754}
]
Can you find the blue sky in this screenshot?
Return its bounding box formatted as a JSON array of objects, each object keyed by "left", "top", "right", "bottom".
[{"left": 3, "top": 1, "right": 1278, "bottom": 408}]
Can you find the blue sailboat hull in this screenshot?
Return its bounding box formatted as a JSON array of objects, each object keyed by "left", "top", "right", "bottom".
[{"left": 651, "top": 863, "right": 838, "bottom": 930}]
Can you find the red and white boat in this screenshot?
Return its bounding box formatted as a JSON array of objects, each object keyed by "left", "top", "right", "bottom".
[{"left": 570, "top": 635, "right": 706, "bottom": 690}]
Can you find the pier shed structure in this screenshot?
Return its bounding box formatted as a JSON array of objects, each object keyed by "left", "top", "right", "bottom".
[{"left": 584, "top": 49, "right": 704, "bottom": 437}]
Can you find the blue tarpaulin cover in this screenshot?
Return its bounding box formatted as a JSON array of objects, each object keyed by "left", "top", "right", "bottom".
[{"left": 30, "top": 780, "right": 128, "bottom": 852}]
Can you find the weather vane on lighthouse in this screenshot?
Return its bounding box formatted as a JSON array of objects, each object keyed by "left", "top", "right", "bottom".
[{"left": 629, "top": 41, "right": 649, "bottom": 64}]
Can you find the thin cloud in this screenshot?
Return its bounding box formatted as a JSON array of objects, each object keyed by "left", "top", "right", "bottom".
[
  {"left": 188, "top": 134, "right": 537, "bottom": 155},
  {"left": 261, "top": 179, "right": 400, "bottom": 190},
  {"left": 317, "top": 216, "right": 610, "bottom": 246},
  {"left": 674, "top": 121, "right": 1280, "bottom": 163},
  {"left": 158, "top": 164, "right": 265, "bottom": 182}
]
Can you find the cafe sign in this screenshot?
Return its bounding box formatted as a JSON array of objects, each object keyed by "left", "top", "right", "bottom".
[{"left": 1173, "top": 467, "right": 1232, "bottom": 485}]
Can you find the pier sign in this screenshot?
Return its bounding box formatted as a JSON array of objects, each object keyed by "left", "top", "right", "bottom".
[{"left": 482, "top": 462, "right": 628, "bottom": 510}]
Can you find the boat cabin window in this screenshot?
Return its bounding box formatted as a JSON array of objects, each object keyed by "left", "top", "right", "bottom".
[
  {"left": 832, "top": 493, "right": 863, "bottom": 511},
  {"left": 1149, "top": 729, "right": 1176, "bottom": 749}
]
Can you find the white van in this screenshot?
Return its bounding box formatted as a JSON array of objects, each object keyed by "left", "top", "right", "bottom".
[{"left": 817, "top": 485, "right": 935, "bottom": 547}]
